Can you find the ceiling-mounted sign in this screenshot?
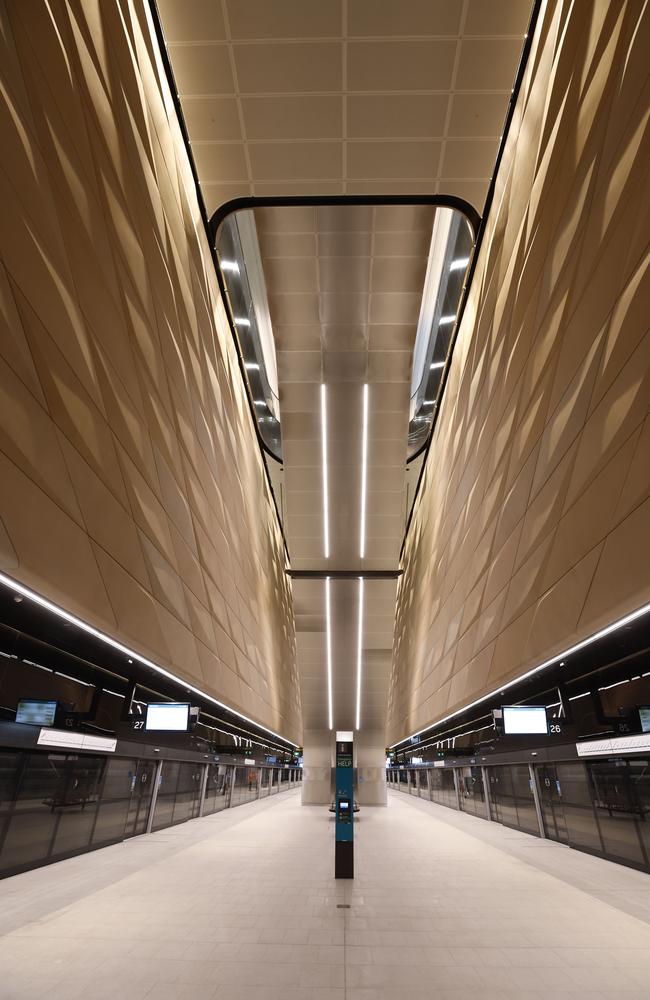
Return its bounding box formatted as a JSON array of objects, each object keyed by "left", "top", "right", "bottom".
[
  {"left": 576, "top": 733, "right": 650, "bottom": 757},
  {"left": 502, "top": 705, "right": 548, "bottom": 735},
  {"left": 145, "top": 703, "right": 190, "bottom": 732},
  {"left": 37, "top": 729, "right": 117, "bottom": 752}
]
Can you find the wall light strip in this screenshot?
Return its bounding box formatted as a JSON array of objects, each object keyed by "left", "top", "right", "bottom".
[
  {"left": 359, "top": 383, "right": 369, "bottom": 560},
  {"left": 430, "top": 361, "right": 445, "bottom": 370},
  {"left": 326, "top": 576, "right": 333, "bottom": 731},
  {"left": 449, "top": 257, "right": 470, "bottom": 271},
  {"left": 355, "top": 576, "right": 364, "bottom": 731},
  {"left": 389, "top": 601, "right": 650, "bottom": 749},
  {"left": 0, "top": 572, "right": 299, "bottom": 748},
  {"left": 321, "top": 383, "right": 330, "bottom": 559},
  {"left": 439, "top": 315, "right": 456, "bottom": 326}
]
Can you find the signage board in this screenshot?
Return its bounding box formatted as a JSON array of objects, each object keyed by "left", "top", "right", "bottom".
[
  {"left": 37, "top": 729, "right": 117, "bottom": 752},
  {"left": 576, "top": 733, "right": 650, "bottom": 757}
]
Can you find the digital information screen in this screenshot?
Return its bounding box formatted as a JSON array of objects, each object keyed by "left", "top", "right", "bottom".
[
  {"left": 639, "top": 707, "right": 650, "bottom": 734},
  {"left": 145, "top": 702, "right": 190, "bottom": 732},
  {"left": 503, "top": 705, "right": 548, "bottom": 735},
  {"left": 15, "top": 700, "right": 57, "bottom": 726}
]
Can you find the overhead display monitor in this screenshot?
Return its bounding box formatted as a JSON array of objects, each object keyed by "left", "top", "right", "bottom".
[
  {"left": 502, "top": 705, "right": 548, "bottom": 735},
  {"left": 145, "top": 702, "right": 190, "bottom": 732},
  {"left": 15, "top": 699, "right": 57, "bottom": 726},
  {"left": 639, "top": 706, "right": 650, "bottom": 734}
]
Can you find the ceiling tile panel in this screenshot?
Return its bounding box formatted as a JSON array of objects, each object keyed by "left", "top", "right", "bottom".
[
  {"left": 456, "top": 39, "right": 524, "bottom": 90},
  {"left": 158, "top": 0, "right": 227, "bottom": 41},
  {"left": 319, "top": 257, "right": 371, "bottom": 294},
  {"left": 347, "top": 140, "right": 441, "bottom": 180},
  {"left": 347, "top": 40, "right": 456, "bottom": 92},
  {"left": 191, "top": 143, "right": 248, "bottom": 182},
  {"left": 440, "top": 139, "right": 500, "bottom": 180},
  {"left": 233, "top": 42, "right": 342, "bottom": 92},
  {"left": 347, "top": 94, "right": 448, "bottom": 139},
  {"left": 168, "top": 44, "right": 234, "bottom": 95},
  {"left": 226, "top": 0, "right": 343, "bottom": 40},
  {"left": 348, "top": 0, "right": 462, "bottom": 36},
  {"left": 448, "top": 93, "right": 510, "bottom": 138},
  {"left": 248, "top": 142, "right": 342, "bottom": 180},
  {"left": 181, "top": 98, "right": 241, "bottom": 140},
  {"left": 241, "top": 96, "right": 342, "bottom": 140},
  {"left": 371, "top": 257, "right": 428, "bottom": 293},
  {"left": 465, "top": 0, "right": 532, "bottom": 35}
]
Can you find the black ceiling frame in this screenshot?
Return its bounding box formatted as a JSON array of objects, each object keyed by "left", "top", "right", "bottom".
[
  {"left": 208, "top": 193, "right": 481, "bottom": 561},
  {"left": 288, "top": 569, "right": 403, "bottom": 580}
]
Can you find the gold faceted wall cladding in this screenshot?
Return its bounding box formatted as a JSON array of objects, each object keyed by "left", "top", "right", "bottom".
[
  {"left": 388, "top": 1, "right": 650, "bottom": 745},
  {"left": 0, "top": 2, "right": 301, "bottom": 744}
]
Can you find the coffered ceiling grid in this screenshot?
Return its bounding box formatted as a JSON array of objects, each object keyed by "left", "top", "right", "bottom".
[{"left": 157, "top": 0, "right": 531, "bottom": 213}]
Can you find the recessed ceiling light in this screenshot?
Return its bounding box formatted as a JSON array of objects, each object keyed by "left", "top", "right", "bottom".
[
  {"left": 321, "top": 384, "right": 330, "bottom": 559},
  {"left": 355, "top": 576, "right": 364, "bottom": 731},
  {"left": 359, "top": 384, "right": 369, "bottom": 560},
  {"left": 326, "top": 576, "right": 333, "bottom": 731}
]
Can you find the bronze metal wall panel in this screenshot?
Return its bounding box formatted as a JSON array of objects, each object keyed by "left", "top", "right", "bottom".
[
  {"left": 388, "top": 0, "right": 650, "bottom": 745},
  {"left": 0, "top": 1, "right": 300, "bottom": 744}
]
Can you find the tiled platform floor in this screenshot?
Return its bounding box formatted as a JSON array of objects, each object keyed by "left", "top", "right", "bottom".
[{"left": 1, "top": 787, "right": 650, "bottom": 999}]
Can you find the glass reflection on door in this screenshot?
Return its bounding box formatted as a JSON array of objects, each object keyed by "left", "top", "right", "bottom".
[
  {"left": 124, "top": 760, "right": 156, "bottom": 838},
  {"left": 536, "top": 764, "right": 569, "bottom": 844}
]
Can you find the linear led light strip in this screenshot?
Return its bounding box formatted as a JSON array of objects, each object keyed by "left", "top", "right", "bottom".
[
  {"left": 326, "top": 576, "right": 333, "bottom": 731},
  {"left": 389, "top": 601, "right": 650, "bottom": 749},
  {"left": 355, "top": 576, "right": 364, "bottom": 731},
  {"left": 321, "top": 383, "right": 330, "bottom": 559},
  {"left": 359, "top": 383, "right": 369, "bottom": 559},
  {"left": 0, "top": 571, "right": 299, "bottom": 748}
]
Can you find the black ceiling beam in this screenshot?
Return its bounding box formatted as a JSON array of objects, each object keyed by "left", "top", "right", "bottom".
[{"left": 286, "top": 569, "right": 402, "bottom": 580}]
